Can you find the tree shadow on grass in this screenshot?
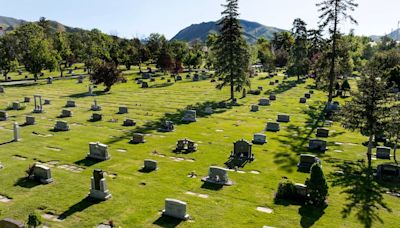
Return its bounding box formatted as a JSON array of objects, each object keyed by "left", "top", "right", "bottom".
[
  {"left": 0, "top": 140, "right": 14, "bottom": 146},
  {"left": 329, "top": 160, "right": 392, "bottom": 228},
  {"left": 148, "top": 82, "right": 174, "bottom": 88},
  {"left": 263, "top": 79, "right": 298, "bottom": 96},
  {"left": 74, "top": 158, "right": 102, "bottom": 167},
  {"left": 58, "top": 196, "right": 100, "bottom": 220},
  {"left": 200, "top": 182, "right": 224, "bottom": 191},
  {"left": 14, "top": 177, "right": 41, "bottom": 188},
  {"left": 104, "top": 100, "right": 234, "bottom": 145},
  {"left": 153, "top": 215, "right": 183, "bottom": 228},
  {"left": 298, "top": 204, "right": 327, "bottom": 228},
  {"left": 67, "top": 90, "right": 108, "bottom": 98}
]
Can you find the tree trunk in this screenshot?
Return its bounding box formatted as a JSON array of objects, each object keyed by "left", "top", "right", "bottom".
[
  {"left": 230, "top": 74, "right": 234, "bottom": 100},
  {"left": 394, "top": 139, "right": 398, "bottom": 164},
  {"left": 328, "top": 2, "right": 339, "bottom": 103},
  {"left": 60, "top": 64, "right": 64, "bottom": 77},
  {"left": 367, "top": 134, "right": 374, "bottom": 169},
  {"left": 34, "top": 74, "right": 38, "bottom": 82}
]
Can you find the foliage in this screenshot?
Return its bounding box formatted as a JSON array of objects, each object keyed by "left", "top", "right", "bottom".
[
  {"left": 27, "top": 212, "right": 42, "bottom": 228},
  {"left": 275, "top": 179, "right": 297, "bottom": 200},
  {"left": 305, "top": 163, "right": 328, "bottom": 206},
  {"left": 287, "top": 18, "right": 310, "bottom": 80},
  {"left": 341, "top": 79, "right": 351, "bottom": 95},
  {"left": 90, "top": 61, "right": 123, "bottom": 92},
  {"left": 0, "top": 33, "right": 19, "bottom": 78},
  {"left": 256, "top": 37, "right": 275, "bottom": 72},
  {"left": 272, "top": 31, "right": 294, "bottom": 67},
  {"left": 53, "top": 31, "right": 72, "bottom": 77}
]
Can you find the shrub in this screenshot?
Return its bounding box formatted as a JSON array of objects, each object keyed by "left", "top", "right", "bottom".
[
  {"left": 276, "top": 179, "right": 297, "bottom": 199},
  {"left": 27, "top": 212, "right": 41, "bottom": 227},
  {"left": 305, "top": 163, "right": 329, "bottom": 206}
]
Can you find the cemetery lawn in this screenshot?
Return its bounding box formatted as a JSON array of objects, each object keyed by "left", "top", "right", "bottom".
[{"left": 0, "top": 71, "right": 399, "bottom": 227}]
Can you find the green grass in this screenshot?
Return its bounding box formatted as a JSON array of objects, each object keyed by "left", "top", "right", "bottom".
[{"left": 0, "top": 71, "right": 399, "bottom": 228}]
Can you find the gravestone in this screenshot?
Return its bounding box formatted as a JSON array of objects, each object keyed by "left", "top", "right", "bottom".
[
  {"left": 123, "top": 118, "right": 136, "bottom": 126},
  {"left": 258, "top": 98, "right": 270, "bottom": 106},
  {"left": 162, "top": 199, "right": 190, "bottom": 220},
  {"left": 87, "top": 142, "right": 110, "bottom": 160},
  {"left": 24, "top": 97, "right": 30, "bottom": 103},
  {"left": 376, "top": 146, "right": 391, "bottom": 159},
  {"left": 308, "top": 139, "right": 327, "bottom": 151},
  {"left": 0, "top": 218, "right": 25, "bottom": 228},
  {"left": 277, "top": 114, "right": 290, "bottom": 123},
  {"left": 258, "top": 86, "right": 263, "bottom": 91},
  {"left": 91, "top": 100, "right": 102, "bottom": 111},
  {"left": 60, "top": 109, "right": 72, "bottom": 117},
  {"left": 299, "top": 97, "right": 307, "bottom": 103},
  {"left": 316, "top": 128, "right": 329, "bottom": 137},
  {"left": 88, "top": 85, "right": 93, "bottom": 95},
  {"left": 269, "top": 81, "right": 275, "bottom": 86},
  {"left": 0, "top": 86, "right": 4, "bottom": 93},
  {"left": 143, "top": 159, "right": 158, "bottom": 171},
  {"left": 309, "top": 90, "right": 314, "bottom": 94},
  {"left": 32, "top": 164, "right": 53, "bottom": 184},
  {"left": 13, "top": 122, "right": 20, "bottom": 142},
  {"left": 297, "top": 154, "right": 321, "bottom": 172},
  {"left": 33, "top": 95, "right": 43, "bottom": 113},
  {"left": 176, "top": 75, "right": 182, "bottom": 81},
  {"left": 44, "top": 99, "right": 51, "bottom": 105},
  {"left": 193, "top": 74, "right": 199, "bottom": 81},
  {"left": 204, "top": 106, "right": 213, "bottom": 115},
  {"left": 269, "top": 94, "right": 276, "bottom": 100},
  {"left": 266, "top": 122, "right": 280, "bottom": 132},
  {"left": 186, "top": 75, "right": 191, "bottom": 79},
  {"left": 275, "top": 79, "right": 279, "bottom": 83},
  {"left": 0, "top": 110, "right": 8, "bottom": 121},
  {"left": 65, "top": 100, "right": 76, "bottom": 107},
  {"left": 150, "top": 77, "right": 155, "bottom": 82},
  {"left": 230, "top": 139, "right": 254, "bottom": 161},
  {"left": 54, "top": 120, "right": 69, "bottom": 131},
  {"left": 158, "top": 120, "right": 174, "bottom": 132},
  {"left": 252, "top": 133, "right": 267, "bottom": 145},
  {"left": 242, "top": 88, "right": 247, "bottom": 98},
  {"left": 305, "top": 93, "right": 311, "bottom": 99},
  {"left": 89, "top": 169, "right": 112, "bottom": 201},
  {"left": 68, "top": 69, "right": 74, "bottom": 74},
  {"left": 77, "top": 75, "right": 84, "bottom": 83},
  {"left": 118, "top": 106, "right": 128, "bottom": 114},
  {"left": 376, "top": 163, "right": 400, "bottom": 181},
  {"left": 12, "top": 102, "right": 21, "bottom": 110},
  {"left": 25, "top": 116, "right": 35, "bottom": 125},
  {"left": 141, "top": 82, "right": 149, "bottom": 88},
  {"left": 251, "top": 105, "right": 259, "bottom": 112},
  {"left": 91, "top": 113, "right": 102, "bottom": 122},
  {"left": 201, "top": 166, "right": 233, "bottom": 185},
  {"left": 182, "top": 110, "right": 197, "bottom": 122},
  {"left": 175, "top": 139, "right": 197, "bottom": 153},
  {"left": 131, "top": 133, "right": 145, "bottom": 144},
  {"left": 47, "top": 77, "right": 53, "bottom": 84}
]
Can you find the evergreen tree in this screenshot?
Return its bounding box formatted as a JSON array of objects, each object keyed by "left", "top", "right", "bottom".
[
  {"left": 288, "top": 18, "right": 309, "bottom": 80},
  {"left": 340, "top": 71, "right": 392, "bottom": 169},
  {"left": 53, "top": 31, "right": 72, "bottom": 77},
  {"left": 305, "top": 163, "right": 328, "bottom": 206},
  {"left": 213, "top": 0, "right": 250, "bottom": 101},
  {"left": 317, "top": 0, "right": 358, "bottom": 103},
  {"left": 27, "top": 212, "right": 42, "bottom": 228},
  {"left": 341, "top": 79, "right": 351, "bottom": 96}
]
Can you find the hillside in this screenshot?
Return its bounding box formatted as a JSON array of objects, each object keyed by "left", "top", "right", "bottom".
[
  {"left": 0, "top": 15, "right": 80, "bottom": 33},
  {"left": 370, "top": 28, "right": 400, "bottom": 41},
  {"left": 172, "top": 19, "right": 286, "bottom": 43}
]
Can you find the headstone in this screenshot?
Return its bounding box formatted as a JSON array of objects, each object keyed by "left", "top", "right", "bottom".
[
  {"left": 143, "top": 159, "right": 157, "bottom": 171},
  {"left": 258, "top": 86, "right": 263, "bottom": 91},
  {"left": 77, "top": 75, "right": 84, "bottom": 83},
  {"left": 24, "top": 97, "right": 30, "bottom": 103},
  {"left": 269, "top": 81, "right": 275, "bottom": 86},
  {"left": 68, "top": 69, "right": 74, "bottom": 74},
  {"left": 123, "top": 118, "right": 136, "bottom": 126},
  {"left": 316, "top": 128, "right": 329, "bottom": 137},
  {"left": 251, "top": 105, "right": 259, "bottom": 112},
  {"left": 204, "top": 106, "right": 213, "bottom": 114},
  {"left": 305, "top": 93, "right": 311, "bottom": 99},
  {"left": 275, "top": 79, "right": 279, "bottom": 83},
  {"left": 309, "top": 90, "right": 314, "bottom": 94},
  {"left": 32, "top": 164, "right": 53, "bottom": 184},
  {"left": 25, "top": 116, "right": 35, "bottom": 125},
  {"left": 175, "top": 138, "right": 197, "bottom": 153},
  {"left": 33, "top": 95, "right": 43, "bottom": 113},
  {"left": 182, "top": 110, "right": 197, "bottom": 122},
  {"left": 376, "top": 146, "right": 391, "bottom": 159},
  {"left": 176, "top": 75, "right": 182, "bottom": 81},
  {"left": 269, "top": 94, "right": 276, "bottom": 100},
  {"left": 60, "top": 109, "right": 72, "bottom": 117},
  {"left": 91, "top": 113, "right": 102, "bottom": 122},
  {"left": 141, "top": 82, "right": 149, "bottom": 88},
  {"left": 88, "top": 85, "right": 93, "bottom": 95},
  {"left": 87, "top": 142, "right": 110, "bottom": 160},
  {"left": 150, "top": 77, "right": 155, "bottom": 82},
  {"left": 91, "top": 100, "right": 102, "bottom": 111},
  {"left": 47, "top": 77, "right": 53, "bottom": 84},
  {"left": 193, "top": 74, "right": 199, "bottom": 81},
  {"left": 162, "top": 199, "right": 190, "bottom": 220},
  {"left": 13, "top": 122, "right": 20, "bottom": 142},
  {"left": 201, "top": 166, "right": 233, "bottom": 186},
  {"left": 0, "top": 218, "right": 25, "bottom": 228},
  {"left": 54, "top": 120, "right": 69, "bottom": 131},
  {"left": 44, "top": 99, "right": 51, "bottom": 105},
  {"left": 158, "top": 120, "right": 174, "bottom": 132},
  {"left": 266, "top": 122, "right": 280, "bottom": 132},
  {"left": 308, "top": 139, "right": 327, "bottom": 151},
  {"left": 258, "top": 98, "right": 270, "bottom": 106},
  {"left": 277, "top": 114, "right": 290, "bottom": 123},
  {"left": 118, "top": 106, "right": 128, "bottom": 114},
  {"left": 130, "top": 133, "right": 145, "bottom": 144},
  {"left": 65, "top": 100, "right": 76, "bottom": 107},
  {"left": 0, "top": 110, "right": 8, "bottom": 121},
  {"left": 0, "top": 86, "right": 4, "bottom": 93},
  {"left": 299, "top": 97, "right": 307, "bottom": 103},
  {"left": 376, "top": 163, "right": 400, "bottom": 181},
  {"left": 89, "top": 169, "right": 112, "bottom": 200},
  {"left": 252, "top": 133, "right": 267, "bottom": 145},
  {"left": 12, "top": 102, "right": 21, "bottom": 110},
  {"left": 230, "top": 139, "right": 254, "bottom": 161},
  {"left": 242, "top": 88, "right": 247, "bottom": 98},
  {"left": 297, "top": 154, "right": 321, "bottom": 171}
]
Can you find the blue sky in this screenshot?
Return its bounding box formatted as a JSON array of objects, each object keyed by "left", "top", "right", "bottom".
[{"left": 1, "top": 0, "right": 399, "bottom": 39}]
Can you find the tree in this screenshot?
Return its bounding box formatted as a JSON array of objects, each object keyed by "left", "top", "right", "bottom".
[
  {"left": 305, "top": 163, "right": 328, "bottom": 206},
  {"left": 170, "top": 40, "right": 190, "bottom": 73},
  {"left": 256, "top": 37, "right": 275, "bottom": 72},
  {"left": 272, "top": 31, "right": 294, "bottom": 67},
  {"left": 340, "top": 72, "right": 392, "bottom": 169},
  {"left": 146, "top": 33, "right": 167, "bottom": 61},
  {"left": 385, "top": 105, "right": 400, "bottom": 164},
  {"left": 90, "top": 62, "right": 123, "bottom": 92},
  {"left": 213, "top": 0, "right": 250, "bottom": 101},
  {"left": 0, "top": 33, "right": 19, "bottom": 80},
  {"left": 341, "top": 79, "right": 351, "bottom": 96},
  {"left": 82, "top": 29, "right": 113, "bottom": 73},
  {"left": 15, "top": 23, "right": 58, "bottom": 80},
  {"left": 288, "top": 18, "right": 309, "bottom": 80},
  {"left": 27, "top": 212, "right": 42, "bottom": 228},
  {"left": 53, "top": 32, "right": 72, "bottom": 77},
  {"left": 317, "top": 0, "right": 358, "bottom": 103}
]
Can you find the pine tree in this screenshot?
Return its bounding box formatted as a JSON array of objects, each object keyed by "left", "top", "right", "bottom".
[
  {"left": 213, "top": 0, "right": 250, "bottom": 101},
  {"left": 305, "top": 163, "right": 328, "bottom": 206},
  {"left": 288, "top": 18, "right": 309, "bottom": 81},
  {"left": 341, "top": 79, "right": 351, "bottom": 96}
]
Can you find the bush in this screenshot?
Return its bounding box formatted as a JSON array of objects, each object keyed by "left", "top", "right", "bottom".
[
  {"left": 27, "top": 212, "right": 41, "bottom": 227},
  {"left": 305, "top": 163, "right": 329, "bottom": 206},
  {"left": 276, "top": 179, "right": 297, "bottom": 199}
]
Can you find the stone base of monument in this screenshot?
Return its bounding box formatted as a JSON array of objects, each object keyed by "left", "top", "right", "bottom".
[
  {"left": 89, "top": 189, "right": 112, "bottom": 201},
  {"left": 201, "top": 177, "right": 233, "bottom": 186},
  {"left": 86, "top": 153, "right": 110, "bottom": 161}
]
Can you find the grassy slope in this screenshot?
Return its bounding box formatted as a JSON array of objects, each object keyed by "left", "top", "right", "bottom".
[{"left": 0, "top": 71, "right": 399, "bottom": 228}]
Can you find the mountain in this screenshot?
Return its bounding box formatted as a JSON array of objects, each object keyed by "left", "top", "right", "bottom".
[
  {"left": 370, "top": 28, "right": 400, "bottom": 41},
  {"left": 172, "top": 19, "right": 286, "bottom": 43},
  {"left": 0, "top": 15, "right": 81, "bottom": 33}
]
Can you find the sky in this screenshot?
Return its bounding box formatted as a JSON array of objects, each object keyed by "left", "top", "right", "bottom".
[{"left": 0, "top": 0, "right": 399, "bottom": 39}]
